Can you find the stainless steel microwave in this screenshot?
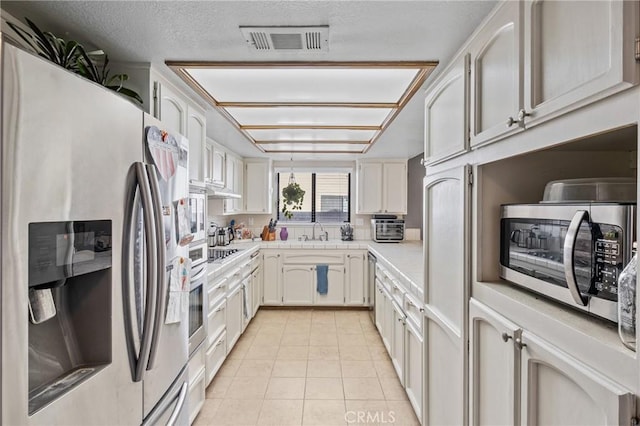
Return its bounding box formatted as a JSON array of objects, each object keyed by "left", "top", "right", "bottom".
[{"left": 500, "top": 202, "right": 636, "bottom": 322}]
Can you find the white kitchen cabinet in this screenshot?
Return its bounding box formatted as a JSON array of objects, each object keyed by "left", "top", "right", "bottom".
[
  {"left": 404, "top": 319, "right": 423, "bottom": 422},
  {"left": 469, "top": 298, "right": 636, "bottom": 426},
  {"left": 205, "top": 139, "right": 226, "bottom": 187},
  {"left": 345, "top": 252, "right": 366, "bottom": 305},
  {"left": 206, "top": 298, "right": 226, "bottom": 348},
  {"left": 356, "top": 160, "right": 408, "bottom": 214},
  {"left": 523, "top": 0, "right": 639, "bottom": 129},
  {"left": 187, "top": 345, "right": 206, "bottom": 425},
  {"left": 225, "top": 284, "right": 242, "bottom": 353},
  {"left": 469, "top": 298, "right": 521, "bottom": 426},
  {"left": 469, "top": 0, "right": 523, "bottom": 147},
  {"left": 155, "top": 79, "right": 187, "bottom": 136},
  {"left": 374, "top": 279, "right": 385, "bottom": 334},
  {"left": 244, "top": 159, "right": 272, "bottom": 214},
  {"left": 241, "top": 277, "right": 251, "bottom": 331},
  {"left": 390, "top": 301, "right": 406, "bottom": 385},
  {"left": 314, "top": 265, "right": 345, "bottom": 306},
  {"left": 520, "top": 331, "right": 635, "bottom": 426},
  {"left": 251, "top": 263, "right": 262, "bottom": 318},
  {"left": 205, "top": 331, "right": 226, "bottom": 386},
  {"left": 186, "top": 104, "right": 206, "bottom": 186},
  {"left": 282, "top": 265, "right": 314, "bottom": 305},
  {"left": 382, "top": 285, "right": 394, "bottom": 354},
  {"left": 223, "top": 153, "right": 243, "bottom": 214},
  {"left": 356, "top": 162, "right": 383, "bottom": 213},
  {"left": 424, "top": 53, "right": 470, "bottom": 165},
  {"left": 423, "top": 164, "right": 471, "bottom": 426},
  {"left": 262, "top": 251, "right": 282, "bottom": 305}
]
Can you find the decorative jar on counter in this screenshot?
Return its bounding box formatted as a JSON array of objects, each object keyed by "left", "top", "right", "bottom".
[{"left": 280, "top": 227, "right": 288, "bottom": 241}]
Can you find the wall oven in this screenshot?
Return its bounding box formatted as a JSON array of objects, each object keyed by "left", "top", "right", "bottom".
[
  {"left": 500, "top": 202, "right": 635, "bottom": 322},
  {"left": 188, "top": 243, "right": 207, "bottom": 356},
  {"left": 188, "top": 191, "right": 206, "bottom": 244}
]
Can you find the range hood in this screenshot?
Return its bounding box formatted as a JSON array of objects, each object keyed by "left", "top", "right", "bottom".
[{"left": 206, "top": 185, "right": 242, "bottom": 199}]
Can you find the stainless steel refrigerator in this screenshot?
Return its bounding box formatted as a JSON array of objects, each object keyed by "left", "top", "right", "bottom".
[{"left": 1, "top": 41, "right": 190, "bottom": 425}]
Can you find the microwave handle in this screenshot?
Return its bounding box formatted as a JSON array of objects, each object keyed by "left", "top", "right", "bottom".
[{"left": 563, "top": 210, "right": 590, "bottom": 306}]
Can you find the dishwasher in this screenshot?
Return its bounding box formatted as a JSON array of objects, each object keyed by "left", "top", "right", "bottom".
[{"left": 367, "top": 252, "right": 377, "bottom": 322}]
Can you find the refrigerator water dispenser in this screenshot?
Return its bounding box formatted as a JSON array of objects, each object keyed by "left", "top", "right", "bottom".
[{"left": 28, "top": 221, "right": 112, "bottom": 414}]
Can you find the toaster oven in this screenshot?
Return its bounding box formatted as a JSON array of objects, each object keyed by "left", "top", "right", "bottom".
[{"left": 371, "top": 219, "right": 404, "bottom": 243}]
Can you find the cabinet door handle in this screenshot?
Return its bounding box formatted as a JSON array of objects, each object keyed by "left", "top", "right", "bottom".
[
  {"left": 507, "top": 109, "right": 531, "bottom": 128},
  {"left": 501, "top": 332, "right": 512, "bottom": 343},
  {"left": 515, "top": 337, "right": 527, "bottom": 350}
]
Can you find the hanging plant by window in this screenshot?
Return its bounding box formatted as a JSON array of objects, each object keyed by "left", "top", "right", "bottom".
[
  {"left": 281, "top": 180, "right": 305, "bottom": 219},
  {"left": 8, "top": 18, "right": 143, "bottom": 105}
]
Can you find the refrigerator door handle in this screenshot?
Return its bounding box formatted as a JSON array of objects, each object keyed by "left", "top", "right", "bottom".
[
  {"left": 146, "top": 164, "right": 166, "bottom": 370},
  {"left": 166, "top": 382, "right": 189, "bottom": 426},
  {"left": 134, "top": 162, "right": 159, "bottom": 382},
  {"left": 122, "top": 169, "right": 141, "bottom": 380}
]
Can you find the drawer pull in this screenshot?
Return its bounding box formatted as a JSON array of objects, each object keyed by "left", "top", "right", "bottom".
[
  {"left": 215, "top": 339, "right": 225, "bottom": 347},
  {"left": 215, "top": 306, "right": 225, "bottom": 313}
]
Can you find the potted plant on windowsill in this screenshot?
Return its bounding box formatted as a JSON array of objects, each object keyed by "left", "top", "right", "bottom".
[{"left": 281, "top": 181, "right": 305, "bottom": 220}]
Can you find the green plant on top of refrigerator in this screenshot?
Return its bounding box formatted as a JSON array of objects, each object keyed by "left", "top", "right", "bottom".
[{"left": 8, "top": 17, "right": 143, "bottom": 105}]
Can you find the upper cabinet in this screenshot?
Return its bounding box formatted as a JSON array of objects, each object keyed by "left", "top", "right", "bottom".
[
  {"left": 205, "top": 139, "right": 226, "bottom": 188},
  {"left": 356, "top": 160, "right": 408, "bottom": 215},
  {"left": 469, "top": 0, "right": 523, "bottom": 148},
  {"left": 223, "top": 153, "right": 243, "bottom": 214},
  {"left": 424, "top": 53, "right": 470, "bottom": 165},
  {"left": 523, "top": 0, "right": 640, "bottom": 128},
  {"left": 244, "top": 159, "right": 272, "bottom": 215},
  {"left": 187, "top": 105, "right": 206, "bottom": 186},
  {"left": 109, "top": 63, "right": 209, "bottom": 186}
]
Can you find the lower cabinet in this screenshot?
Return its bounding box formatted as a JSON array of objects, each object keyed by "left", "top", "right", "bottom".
[
  {"left": 390, "top": 301, "right": 406, "bottom": 385},
  {"left": 205, "top": 331, "right": 226, "bottom": 386},
  {"left": 226, "top": 284, "right": 242, "bottom": 353},
  {"left": 241, "top": 277, "right": 251, "bottom": 331},
  {"left": 251, "top": 265, "right": 262, "bottom": 317},
  {"left": 282, "top": 265, "right": 314, "bottom": 305},
  {"left": 188, "top": 344, "right": 206, "bottom": 425},
  {"left": 262, "top": 251, "right": 281, "bottom": 305},
  {"left": 346, "top": 252, "right": 366, "bottom": 305},
  {"left": 314, "top": 265, "right": 345, "bottom": 305},
  {"left": 404, "top": 319, "right": 423, "bottom": 421},
  {"left": 469, "top": 298, "right": 636, "bottom": 426}
]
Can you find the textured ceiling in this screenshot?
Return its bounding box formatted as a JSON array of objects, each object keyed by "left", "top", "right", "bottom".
[{"left": 1, "top": 0, "right": 497, "bottom": 160}]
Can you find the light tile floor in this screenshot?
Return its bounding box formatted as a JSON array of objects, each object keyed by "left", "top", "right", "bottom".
[{"left": 194, "top": 309, "right": 420, "bottom": 426}]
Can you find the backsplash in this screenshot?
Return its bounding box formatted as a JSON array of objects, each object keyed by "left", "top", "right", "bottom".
[{"left": 206, "top": 200, "right": 420, "bottom": 242}]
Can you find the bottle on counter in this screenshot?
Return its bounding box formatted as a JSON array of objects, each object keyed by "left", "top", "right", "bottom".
[{"left": 618, "top": 242, "right": 637, "bottom": 351}]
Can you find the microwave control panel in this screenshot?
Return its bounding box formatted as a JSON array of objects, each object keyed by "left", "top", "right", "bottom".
[{"left": 594, "top": 232, "right": 622, "bottom": 301}]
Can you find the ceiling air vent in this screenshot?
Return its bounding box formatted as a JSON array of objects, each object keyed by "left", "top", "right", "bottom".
[{"left": 240, "top": 26, "right": 329, "bottom": 52}]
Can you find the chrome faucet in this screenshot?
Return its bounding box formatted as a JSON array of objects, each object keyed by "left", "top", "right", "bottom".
[{"left": 312, "top": 222, "right": 328, "bottom": 241}]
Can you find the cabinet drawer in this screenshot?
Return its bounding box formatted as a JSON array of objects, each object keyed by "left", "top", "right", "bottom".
[
  {"left": 226, "top": 267, "right": 243, "bottom": 290},
  {"left": 207, "top": 299, "right": 226, "bottom": 346},
  {"left": 188, "top": 367, "right": 206, "bottom": 425},
  {"left": 188, "top": 343, "right": 205, "bottom": 379},
  {"left": 241, "top": 262, "right": 252, "bottom": 279},
  {"left": 250, "top": 252, "right": 261, "bottom": 271},
  {"left": 207, "top": 277, "right": 227, "bottom": 308},
  {"left": 283, "top": 251, "right": 344, "bottom": 265},
  {"left": 389, "top": 278, "right": 406, "bottom": 306},
  {"left": 404, "top": 293, "right": 424, "bottom": 333},
  {"left": 205, "top": 331, "right": 227, "bottom": 386}
]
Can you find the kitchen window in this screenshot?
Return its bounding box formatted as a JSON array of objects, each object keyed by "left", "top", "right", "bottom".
[{"left": 277, "top": 172, "right": 350, "bottom": 223}]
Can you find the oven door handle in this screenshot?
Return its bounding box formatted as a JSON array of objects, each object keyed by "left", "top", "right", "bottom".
[
  {"left": 191, "top": 264, "right": 207, "bottom": 282},
  {"left": 563, "top": 210, "right": 590, "bottom": 306}
]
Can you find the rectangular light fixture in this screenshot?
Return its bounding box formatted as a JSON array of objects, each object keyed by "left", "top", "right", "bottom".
[{"left": 167, "top": 61, "right": 437, "bottom": 154}]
